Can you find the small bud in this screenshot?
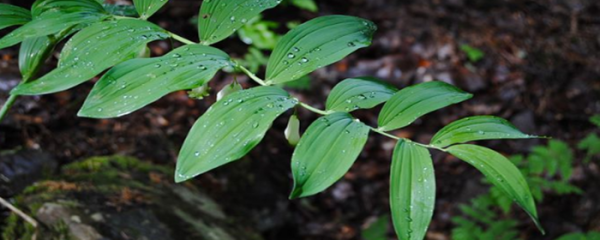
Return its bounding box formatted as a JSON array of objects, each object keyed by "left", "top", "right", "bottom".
[
  {"left": 285, "top": 114, "right": 301, "bottom": 146},
  {"left": 217, "top": 81, "right": 243, "bottom": 101},
  {"left": 188, "top": 83, "right": 211, "bottom": 99}
]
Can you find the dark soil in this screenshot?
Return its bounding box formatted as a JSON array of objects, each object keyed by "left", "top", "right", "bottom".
[{"left": 1, "top": 0, "right": 599, "bottom": 239}]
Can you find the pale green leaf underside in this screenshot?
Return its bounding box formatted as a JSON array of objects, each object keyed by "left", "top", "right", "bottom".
[
  {"left": 133, "top": 0, "right": 168, "bottom": 19},
  {"left": 12, "top": 19, "right": 170, "bottom": 95},
  {"left": 198, "top": 0, "right": 280, "bottom": 45},
  {"left": 79, "top": 45, "right": 232, "bottom": 118},
  {"left": 0, "top": 3, "right": 31, "bottom": 31},
  {"left": 31, "top": 0, "right": 106, "bottom": 17},
  {"left": 0, "top": 11, "right": 107, "bottom": 50},
  {"left": 290, "top": 112, "right": 370, "bottom": 198},
  {"left": 19, "top": 36, "right": 55, "bottom": 81},
  {"left": 266, "top": 15, "right": 377, "bottom": 84},
  {"left": 447, "top": 144, "right": 544, "bottom": 233},
  {"left": 431, "top": 116, "right": 537, "bottom": 148},
  {"left": 378, "top": 81, "right": 472, "bottom": 131},
  {"left": 176, "top": 86, "right": 298, "bottom": 182},
  {"left": 326, "top": 77, "right": 397, "bottom": 112},
  {"left": 390, "top": 140, "right": 435, "bottom": 240}
]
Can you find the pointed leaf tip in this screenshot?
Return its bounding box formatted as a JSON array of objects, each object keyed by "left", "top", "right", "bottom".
[
  {"left": 290, "top": 112, "right": 370, "bottom": 198},
  {"left": 175, "top": 86, "right": 297, "bottom": 181}
]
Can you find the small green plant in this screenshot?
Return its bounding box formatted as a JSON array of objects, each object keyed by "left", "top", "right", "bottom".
[
  {"left": 460, "top": 44, "right": 485, "bottom": 63},
  {"left": 452, "top": 115, "right": 600, "bottom": 239},
  {"left": 0, "top": 0, "right": 546, "bottom": 239}
]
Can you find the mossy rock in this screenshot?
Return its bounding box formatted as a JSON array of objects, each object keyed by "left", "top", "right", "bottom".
[{"left": 2, "top": 156, "right": 262, "bottom": 240}]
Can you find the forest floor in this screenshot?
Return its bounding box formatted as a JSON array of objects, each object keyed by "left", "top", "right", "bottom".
[{"left": 1, "top": 0, "right": 600, "bottom": 239}]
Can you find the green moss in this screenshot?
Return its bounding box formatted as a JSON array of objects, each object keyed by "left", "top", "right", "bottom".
[{"left": 63, "top": 156, "right": 170, "bottom": 175}]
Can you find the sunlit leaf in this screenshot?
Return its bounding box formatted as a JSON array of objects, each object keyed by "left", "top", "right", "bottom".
[
  {"left": 0, "top": 4, "right": 31, "bottom": 31},
  {"left": 12, "top": 19, "right": 170, "bottom": 95},
  {"left": 431, "top": 116, "right": 537, "bottom": 148},
  {"left": 0, "top": 11, "right": 108, "bottom": 50},
  {"left": 390, "top": 140, "right": 435, "bottom": 240},
  {"left": 133, "top": 0, "right": 168, "bottom": 19},
  {"left": 175, "top": 86, "right": 298, "bottom": 182},
  {"left": 198, "top": 0, "right": 281, "bottom": 45},
  {"left": 79, "top": 45, "right": 232, "bottom": 118},
  {"left": 326, "top": 77, "right": 397, "bottom": 112},
  {"left": 290, "top": 112, "right": 370, "bottom": 198},
  {"left": 447, "top": 144, "right": 544, "bottom": 233},
  {"left": 378, "top": 81, "right": 472, "bottom": 131},
  {"left": 266, "top": 15, "right": 376, "bottom": 84}
]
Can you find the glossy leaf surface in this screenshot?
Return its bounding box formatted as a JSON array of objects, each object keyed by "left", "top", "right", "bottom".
[
  {"left": 133, "top": 0, "right": 168, "bottom": 19},
  {"left": 326, "top": 77, "right": 397, "bottom": 112},
  {"left": 12, "top": 19, "right": 170, "bottom": 95},
  {"left": 31, "top": 0, "right": 106, "bottom": 17},
  {"left": 19, "top": 36, "right": 55, "bottom": 81},
  {"left": 431, "top": 116, "right": 537, "bottom": 148},
  {"left": 0, "top": 4, "right": 31, "bottom": 30},
  {"left": 176, "top": 86, "right": 298, "bottom": 182},
  {"left": 447, "top": 144, "right": 543, "bottom": 233},
  {"left": 290, "top": 112, "right": 370, "bottom": 198},
  {"left": 390, "top": 140, "right": 435, "bottom": 240},
  {"left": 266, "top": 15, "right": 376, "bottom": 84},
  {"left": 378, "top": 81, "right": 472, "bottom": 131},
  {"left": 79, "top": 45, "right": 232, "bottom": 118},
  {"left": 198, "top": 0, "right": 280, "bottom": 45},
  {"left": 0, "top": 11, "right": 107, "bottom": 50}
]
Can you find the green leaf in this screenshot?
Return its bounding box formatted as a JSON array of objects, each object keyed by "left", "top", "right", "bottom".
[
  {"left": 590, "top": 114, "right": 600, "bottom": 128},
  {"left": 78, "top": 45, "right": 232, "bottom": 118},
  {"left": 290, "top": 112, "right": 370, "bottom": 198},
  {"left": 0, "top": 11, "right": 108, "bottom": 50},
  {"left": 430, "top": 116, "right": 537, "bottom": 148},
  {"left": 390, "top": 140, "right": 435, "bottom": 240},
  {"left": 175, "top": 86, "right": 298, "bottom": 182},
  {"left": 460, "top": 44, "right": 484, "bottom": 62},
  {"left": 31, "top": 0, "right": 106, "bottom": 17},
  {"left": 12, "top": 19, "right": 170, "bottom": 95},
  {"left": 447, "top": 144, "right": 544, "bottom": 233},
  {"left": 238, "top": 16, "right": 281, "bottom": 50},
  {"left": 133, "top": 0, "right": 168, "bottom": 19},
  {"left": 578, "top": 133, "right": 600, "bottom": 162},
  {"left": 362, "top": 215, "right": 389, "bottom": 240},
  {"left": 326, "top": 77, "right": 398, "bottom": 112},
  {"left": 102, "top": 3, "right": 138, "bottom": 17},
  {"left": 0, "top": 4, "right": 31, "bottom": 31},
  {"left": 18, "top": 36, "right": 55, "bottom": 81},
  {"left": 266, "top": 15, "right": 377, "bottom": 84},
  {"left": 378, "top": 81, "right": 472, "bottom": 131},
  {"left": 198, "top": 0, "right": 281, "bottom": 45},
  {"left": 290, "top": 0, "right": 318, "bottom": 12}
]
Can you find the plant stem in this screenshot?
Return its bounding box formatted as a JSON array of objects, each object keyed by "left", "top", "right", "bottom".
[
  {"left": 238, "top": 65, "right": 268, "bottom": 86},
  {"left": 299, "top": 102, "right": 329, "bottom": 115},
  {"left": 370, "top": 127, "right": 447, "bottom": 151},
  {"left": 0, "top": 94, "right": 18, "bottom": 123},
  {"left": 170, "top": 33, "right": 196, "bottom": 45},
  {"left": 166, "top": 27, "right": 446, "bottom": 153}
]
